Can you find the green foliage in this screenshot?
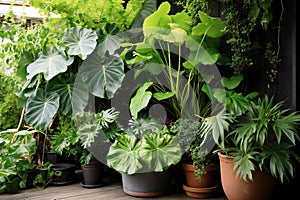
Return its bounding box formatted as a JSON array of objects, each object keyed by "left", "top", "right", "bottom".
[
  {"left": 170, "top": 0, "right": 213, "bottom": 24},
  {"left": 48, "top": 116, "right": 81, "bottom": 156},
  {"left": 29, "top": 0, "right": 147, "bottom": 31},
  {"left": 0, "top": 129, "right": 38, "bottom": 193},
  {"left": 210, "top": 95, "right": 300, "bottom": 183},
  {"left": 0, "top": 19, "right": 58, "bottom": 79},
  {"left": 170, "top": 117, "right": 218, "bottom": 179},
  {"left": 75, "top": 108, "right": 121, "bottom": 165},
  {"left": 33, "top": 162, "right": 60, "bottom": 189},
  {"left": 0, "top": 74, "right": 21, "bottom": 131},
  {"left": 106, "top": 117, "right": 182, "bottom": 174},
  {"left": 122, "top": 1, "right": 226, "bottom": 119}
]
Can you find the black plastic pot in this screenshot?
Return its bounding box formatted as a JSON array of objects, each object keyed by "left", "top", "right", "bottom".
[
  {"left": 81, "top": 159, "right": 105, "bottom": 188},
  {"left": 51, "top": 163, "right": 77, "bottom": 185}
]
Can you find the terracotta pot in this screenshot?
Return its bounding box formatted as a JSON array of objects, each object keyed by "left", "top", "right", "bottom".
[
  {"left": 218, "top": 152, "right": 276, "bottom": 200},
  {"left": 182, "top": 163, "right": 220, "bottom": 199},
  {"left": 182, "top": 163, "right": 219, "bottom": 188}
]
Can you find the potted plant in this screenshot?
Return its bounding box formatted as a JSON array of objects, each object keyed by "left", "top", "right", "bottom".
[
  {"left": 75, "top": 107, "right": 121, "bottom": 188},
  {"left": 203, "top": 95, "right": 300, "bottom": 200},
  {"left": 106, "top": 117, "right": 182, "bottom": 197},
  {"left": 170, "top": 117, "right": 220, "bottom": 199}
]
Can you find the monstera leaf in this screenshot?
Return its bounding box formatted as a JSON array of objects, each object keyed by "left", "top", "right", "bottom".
[
  {"left": 79, "top": 43, "right": 124, "bottom": 99},
  {"left": 26, "top": 47, "right": 74, "bottom": 81},
  {"left": 25, "top": 89, "right": 60, "bottom": 131},
  {"left": 107, "top": 134, "right": 143, "bottom": 175},
  {"left": 62, "top": 26, "right": 98, "bottom": 60},
  {"left": 46, "top": 74, "right": 89, "bottom": 116}
]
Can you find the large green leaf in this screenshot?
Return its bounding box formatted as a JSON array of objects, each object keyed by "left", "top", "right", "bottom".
[
  {"left": 79, "top": 43, "right": 124, "bottom": 99},
  {"left": 106, "top": 134, "right": 143, "bottom": 175},
  {"left": 97, "top": 24, "right": 122, "bottom": 56},
  {"left": 46, "top": 74, "right": 89, "bottom": 116},
  {"left": 62, "top": 26, "right": 98, "bottom": 60},
  {"left": 192, "top": 11, "right": 225, "bottom": 38},
  {"left": 139, "top": 133, "right": 182, "bottom": 172},
  {"left": 143, "top": 1, "right": 172, "bottom": 38},
  {"left": 26, "top": 47, "right": 74, "bottom": 81},
  {"left": 131, "top": 0, "right": 157, "bottom": 29},
  {"left": 25, "top": 89, "right": 60, "bottom": 131},
  {"left": 130, "top": 82, "right": 153, "bottom": 119}
]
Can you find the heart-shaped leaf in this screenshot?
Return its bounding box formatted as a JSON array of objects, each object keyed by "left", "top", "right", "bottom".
[
  {"left": 79, "top": 43, "right": 124, "bottom": 99},
  {"left": 25, "top": 89, "right": 60, "bottom": 131},
  {"left": 26, "top": 47, "right": 74, "bottom": 81},
  {"left": 62, "top": 26, "right": 98, "bottom": 60},
  {"left": 46, "top": 74, "right": 88, "bottom": 116}
]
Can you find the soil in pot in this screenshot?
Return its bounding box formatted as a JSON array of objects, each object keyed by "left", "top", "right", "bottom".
[{"left": 218, "top": 152, "right": 276, "bottom": 200}]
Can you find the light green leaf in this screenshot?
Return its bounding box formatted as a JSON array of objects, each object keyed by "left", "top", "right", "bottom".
[
  {"left": 221, "top": 75, "right": 244, "bottom": 90},
  {"left": 26, "top": 47, "right": 74, "bottom": 81},
  {"left": 153, "top": 92, "right": 174, "bottom": 101},
  {"left": 62, "top": 26, "right": 98, "bottom": 60},
  {"left": 143, "top": 1, "right": 172, "bottom": 38},
  {"left": 130, "top": 82, "right": 153, "bottom": 118},
  {"left": 192, "top": 11, "right": 225, "bottom": 38},
  {"left": 106, "top": 134, "right": 143, "bottom": 174},
  {"left": 139, "top": 133, "right": 182, "bottom": 172}
]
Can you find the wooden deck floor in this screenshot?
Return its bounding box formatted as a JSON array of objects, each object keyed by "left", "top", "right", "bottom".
[{"left": 0, "top": 168, "right": 227, "bottom": 200}]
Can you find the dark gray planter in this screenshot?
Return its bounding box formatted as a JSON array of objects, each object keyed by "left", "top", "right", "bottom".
[
  {"left": 51, "top": 163, "right": 77, "bottom": 185},
  {"left": 122, "top": 170, "right": 172, "bottom": 197},
  {"left": 81, "top": 159, "right": 105, "bottom": 188}
]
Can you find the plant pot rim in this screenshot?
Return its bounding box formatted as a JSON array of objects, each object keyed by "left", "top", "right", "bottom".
[{"left": 182, "top": 163, "right": 218, "bottom": 172}]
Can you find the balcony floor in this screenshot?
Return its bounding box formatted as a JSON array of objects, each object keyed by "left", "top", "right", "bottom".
[{"left": 0, "top": 168, "right": 227, "bottom": 200}]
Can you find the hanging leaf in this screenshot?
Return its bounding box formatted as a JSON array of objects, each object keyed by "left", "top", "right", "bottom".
[
  {"left": 25, "top": 89, "right": 60, "bottom": 131},
  {"left": 26, "top": 47, "right": 74, "bottom": 81},
  {"left": 79, "top": 43, "right": 124, "bottom": 99},
  {"left": 62, "top": 26, "right": 98, "bottom": 60}
]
